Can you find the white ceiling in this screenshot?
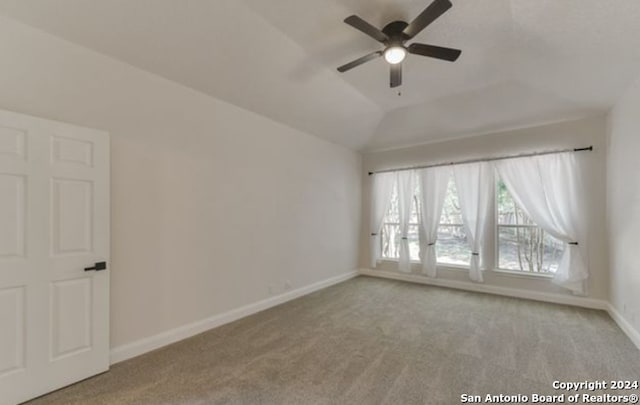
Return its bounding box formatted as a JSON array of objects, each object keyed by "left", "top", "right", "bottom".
[{"left": 0, "top": 0, "right": 639, "bottom": 151}]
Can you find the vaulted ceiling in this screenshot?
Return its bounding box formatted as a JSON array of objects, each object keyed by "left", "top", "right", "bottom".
[{"left": 1, "top": 0, "right": 639, "bottom": 151}]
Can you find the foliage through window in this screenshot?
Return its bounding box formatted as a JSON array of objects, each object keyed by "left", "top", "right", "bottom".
[
  {"left": 436, "top": 176, "right": 470, "bottom": 266},
  {"left": 496, "top": 179, "right": 564, "bottom": 273},
  {"left": 380, "top": 182, "right": 420, "bottom": 261},
  {"left": 380, "top": 175, "right": 470, "bottom": 266},
  {"left": 379, "top": 174, "right": 565, "bottom": 275}
]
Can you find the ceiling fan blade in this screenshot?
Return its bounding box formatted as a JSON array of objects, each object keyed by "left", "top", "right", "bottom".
[
  {"left": 408, "top": 43, "right": 461, "bottom": 61},
  {"left": 390, "top": 63, "right": 402, "bottom": 88},
  {"left": 344, "top": 15, "right": 389, "bottom": 43},
  {"left": 403, "top": 0, "right": 452, "bottom": 39},
  {"left": 337, "top": 51, "right": 382, "bottom": 73}
]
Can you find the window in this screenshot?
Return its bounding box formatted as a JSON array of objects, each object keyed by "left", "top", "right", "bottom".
[
  {"left": 496, "top": 179, "right": 564, "bottom": 273},
  {"left": 378, "top": 171, "right": 566, "bottom": 275},
  {"left": 379, "top": 174, "right": 470, "bottom": 266},
  {"left": 436, "top": 176, "right": 470, "bottom": 266},
  {"left": 380, "top": 182, "right": 420, "bottom": 261}
]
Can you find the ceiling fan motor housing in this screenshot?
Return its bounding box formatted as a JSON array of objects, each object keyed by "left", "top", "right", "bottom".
[{"left": 382, "top": 21, "right": 411, "bottom": 46}]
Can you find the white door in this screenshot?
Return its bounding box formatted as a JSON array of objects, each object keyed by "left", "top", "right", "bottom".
[{"left": 0, "top": 109, "right": 109, "bottom": 405}]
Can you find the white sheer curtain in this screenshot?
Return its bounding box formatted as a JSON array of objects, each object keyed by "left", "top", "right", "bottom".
[
  {"left": 453, "top": 162, "right": 493, "bottom": 282},
  {"left": 495, "top": 153, "right": 587, "bottom": 294},
  {"left": 397, "top": 170, "right": 417, "bottom": 272},
  {"left": 418, "top": 167, "right": 450, "bottom": 277},
  {"left": 369, "top": 172, "right": 396, "bottom": 268}
]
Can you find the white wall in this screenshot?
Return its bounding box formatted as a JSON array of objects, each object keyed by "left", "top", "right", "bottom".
[
  {"left": 0, "top": 16, "right": 362, "bottom": 349},
  {"left": 607, "top": 75, "right": 640, "bottom": 336},
  {"left": 360, "top": 117, "right": 609, "bottom": 300}
]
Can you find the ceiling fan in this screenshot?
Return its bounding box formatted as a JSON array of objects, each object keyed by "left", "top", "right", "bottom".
[{"left": 337, "top": 0, "right": 461, "bottom": 88}]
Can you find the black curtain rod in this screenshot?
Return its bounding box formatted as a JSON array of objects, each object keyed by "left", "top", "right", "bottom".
[{"left": 368, "top": 146, "right": 593, "bottom": 176}]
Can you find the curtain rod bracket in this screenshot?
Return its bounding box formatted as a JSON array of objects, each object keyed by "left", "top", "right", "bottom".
[{"left": 574, "top": 146, "right": 593, "bottom": 152}]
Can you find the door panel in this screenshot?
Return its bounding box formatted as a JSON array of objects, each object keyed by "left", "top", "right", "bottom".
[
  {"left": 50, "top": 278, "right": 92, "bottom": 361},
  {"left": 51, "top": 136, "right": 93, "bottom": 168},
  {"left": 0, "top": 174, "right": 26, "bottom": 258},
  {"left": 0, "top": 126, "right": 26, "bottom": 159},
  {"left": 0, "top": 287, "right": 25, "bottom": 377},
  {"left": 51, "top": 178, "right": 93, "bottom": 255},
  {"left": 0, "top": 109, "right": 109, "bottom": 405}
]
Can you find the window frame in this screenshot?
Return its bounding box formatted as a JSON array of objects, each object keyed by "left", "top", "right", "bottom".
[
  {"left": 379, "top": 221, "right": 422, "bottom": 263},
  {"left": 379, "top": 174, "right": 471, "bottom": 268},
  {"left": 436, "top": 223, "right": 471, "bottom": 270},
  {"left": 435, "top": 175, "right": 470, "bottom": 268},
  {"left": 435, "top": 223, "right": 470, "bottom": 268},
  {"left": 376, "top": 172, "right": 563, "bottom": 279},
  {"left": 493, "top": 177, "right": 560, "bottom": 278},
  {"left": 379, "top": 186, "right": 421, "bottom": 263}
]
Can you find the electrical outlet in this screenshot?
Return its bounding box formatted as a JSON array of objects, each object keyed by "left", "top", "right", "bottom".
[{"left": 284, "top": 280, "right": 292, "bottom": 291}]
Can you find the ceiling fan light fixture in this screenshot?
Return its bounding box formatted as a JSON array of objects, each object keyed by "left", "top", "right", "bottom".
[{"left": 384, "top": 46, "right": 407, "bottom": 64}]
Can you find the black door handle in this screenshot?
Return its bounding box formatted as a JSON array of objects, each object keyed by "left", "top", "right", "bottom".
[{"left": 84, "top": 261, "right": 107, "bottom": 272}]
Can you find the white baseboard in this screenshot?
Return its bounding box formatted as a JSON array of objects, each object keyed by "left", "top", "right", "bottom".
[
  {"left": 606, "top": 303, "right": 640, "bottom": 351},
  {"left": 110, "top": 270, "right": 359, "bottom": 364},
  {"left": 358, "top": 268, "right": 608, "bottom": 310}
]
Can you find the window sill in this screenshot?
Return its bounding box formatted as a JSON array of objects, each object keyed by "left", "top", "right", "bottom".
[
  {"left": 379, "top": 260, "right": 555, "bottom": 280},
  {"left": 492, "top": 269, "right": 555, "bottom": 279},
  {"left": 380, "top": 258, "right": 419, "bottom": 264},
  {"left": 437, "top": 263, "right": 469, "bottom": 271},
  {"left": 379, "top": 259, "right": 469, "bottom": 271}
]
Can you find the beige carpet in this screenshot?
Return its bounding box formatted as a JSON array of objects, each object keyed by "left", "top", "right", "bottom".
[{"left": 27, "top": 276, "right": 640, "bottom": 404}]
